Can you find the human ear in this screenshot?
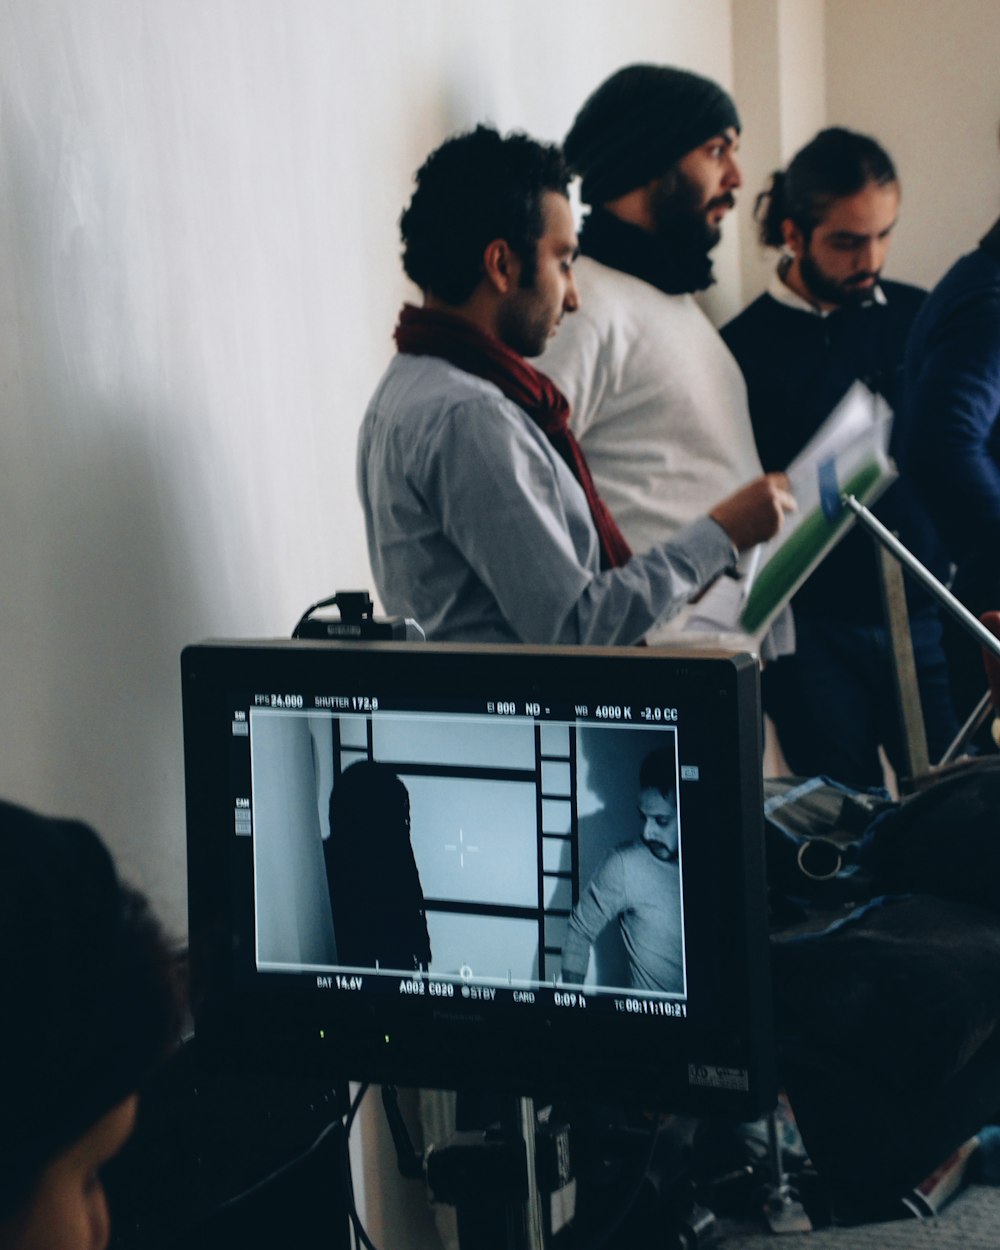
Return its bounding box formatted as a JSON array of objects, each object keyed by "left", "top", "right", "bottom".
[
  {"left": 482, "top": 239, "right": 520, "bottom": 294},
  {"left": 781, "top": 218, "right": 805, "bottom": 259}
]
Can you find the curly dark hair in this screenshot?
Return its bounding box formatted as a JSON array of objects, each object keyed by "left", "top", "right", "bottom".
[
  {"left": 755, "top": 127, "right": 897, "bottom": 248},
  {"left": 0, "top": 801, "right": 181, "bottom": 1220},
  {"left": 400, "top": 124, "right": 571, "bottom": 304}
]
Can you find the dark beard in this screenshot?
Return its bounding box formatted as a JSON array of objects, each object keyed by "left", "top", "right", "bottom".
[
  {"left": 578, "top": 204, "right": 717, "bottom": 296},
  {"left": 649, "top": 168, "right": 729, "bottom": 257},
  {"left": 800, "top": 249, "right": 879, "bottom": 307},
  {"left": 496, "top": 286, "right": 551, "bottom": 359}
]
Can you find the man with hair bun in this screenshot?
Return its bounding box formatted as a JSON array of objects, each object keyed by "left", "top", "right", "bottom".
[
  {"left": 0, "top": 799, "right": 179, "bottom": 1250},
  {"left": 722, "top": 127, "right": 956, "bottom": 787},
  {"left": 541, "top": 64, "right": 793, "bottom": 652}
]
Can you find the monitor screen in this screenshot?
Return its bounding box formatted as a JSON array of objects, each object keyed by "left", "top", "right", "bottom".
[{"left": 182, "top": 640, "right": 774, "bottom": 1117}]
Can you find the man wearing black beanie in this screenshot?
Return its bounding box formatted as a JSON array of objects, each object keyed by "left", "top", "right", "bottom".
[
  {"left": 0, "top": 799, "right": 179, "bottom": 1250},
  {"left": 543, "top": 64, "right": 791, "bottom": 651}
]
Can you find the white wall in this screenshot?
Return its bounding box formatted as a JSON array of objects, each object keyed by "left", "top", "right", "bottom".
[
  {"left": 824, "top": 0, "right": 1000, "bottom": 291},
  {"left": 0, "top": 8, "right": 732, "bottom": 1247},
  {"left": 4, "top": 2, "right": 999, "bottom": 1244},
  {"left": 731, "top": 0, "right": 827, "bottom": 309},
  {"left": 5, "top": 0, "right": 998, "bottom": 949},
  {"left": 0, "top": 0, "right": 738, "bottom": 943},
  {"left": 735, "top": 1, "right": 1000, "bottom": 303}
]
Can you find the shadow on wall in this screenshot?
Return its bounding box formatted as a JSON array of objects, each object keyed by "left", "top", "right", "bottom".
[
  {"left": 5, "top": 400, "right": 210, "bottom": 913},
  {"left": 0, "top": 103, "right": 216, "bottom": 925}
]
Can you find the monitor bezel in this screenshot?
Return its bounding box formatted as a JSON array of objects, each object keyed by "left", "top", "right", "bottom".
[{"left": 182, "top": 639, "right": 775, "bottom": 1117}]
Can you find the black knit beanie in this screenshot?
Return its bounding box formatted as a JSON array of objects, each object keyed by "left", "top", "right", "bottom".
[
  {"left": 0, "top": 800, "right": 177, "bottom": 1217},
  {"left": 565, "top": 64, "right": 741, "bottom": 205}
]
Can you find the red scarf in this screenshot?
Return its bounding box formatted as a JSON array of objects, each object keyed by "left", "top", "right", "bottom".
[{"left": 394, "top": 305, "right": 632, "bottom": 570}]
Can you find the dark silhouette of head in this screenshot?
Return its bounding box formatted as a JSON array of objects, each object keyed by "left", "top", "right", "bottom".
[
  {"left": 0, "top": 800, "right": 179, "bottom": 1240},
  {"left": 326, "top": 761, "right": 431, "bottom": 972}
]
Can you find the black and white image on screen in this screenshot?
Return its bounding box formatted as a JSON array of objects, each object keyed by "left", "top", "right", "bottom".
[{"left": 248, "top": 708, "right": 686, "bottom": 999}]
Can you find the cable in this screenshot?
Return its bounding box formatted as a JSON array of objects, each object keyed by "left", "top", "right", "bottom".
[
  {"left": 196, "top": 1080, "right": 370, "bottom": 1236},
  {"left": 347, "top": 1081, "right": 368, "bottom": 1125},
  {"left": 573, "top": 1115, "right": 665, "bottom": 1250},
  {"left": 291, "top": 593, "right": 342, "bottom": 638},
  {"left": 342, "top": 1083, "right": 385, "bottom": 1250},
  {"left": 291, "top": 589, "right": 377, "bottom": 638},
  {"left": 347, "top": 1085, "right": 367, "bottom": 1250},
  {"left": 380, "top": 1084, "right": 426, "bottom": 1178},
  {"left": 208, "top": 1111, "right": 344, "bottom": 1217},
  {"left": 341, "top": 1083, "right": 371, "bottom": 1250},
  {"left": 203, "top": 1079, "right": 377, "bottom": 1250},
  {"left": 197, "top": 1076, "right": 655, "bottom": 1250}
]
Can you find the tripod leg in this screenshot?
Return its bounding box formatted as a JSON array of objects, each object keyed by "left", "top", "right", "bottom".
[{"left": 762, "top": 1105, "right": 811, "bottom": 1234}]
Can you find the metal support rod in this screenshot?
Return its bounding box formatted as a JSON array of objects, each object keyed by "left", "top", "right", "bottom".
[
  {"left": 876, "top": 541, "right": 930, "bottom": 779},
  {"left": 939, "top": 690, "right": 993, "bottom": 767},
  {"left": 842, "top": 494, "right": 1000, "bottom": 662},
  {"left": 518, "top": 1096, "right": 546, "bottom": 1250},
  {"left": 766, "top": 1107, "right": 784, "bottom": 1193},
  {"left": 762, "top": 1104, "right": 812, "bottom": 1233}
]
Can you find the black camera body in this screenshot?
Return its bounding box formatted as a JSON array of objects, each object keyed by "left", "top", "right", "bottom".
[{"left": 292, "top": 590, "right": 424, "bottom": 642}]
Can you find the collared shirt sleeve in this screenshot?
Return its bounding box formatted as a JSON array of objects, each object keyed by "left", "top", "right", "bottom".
[
  {"left": 415, "top": 395, "right": 735, "bottom": 645},
  {"left": 560, "top": 851, "right": 627, "bottom": 981}
]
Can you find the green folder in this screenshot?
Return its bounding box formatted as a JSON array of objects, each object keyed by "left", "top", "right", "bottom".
[{"left": 739, "top": 461, "right": 883, "bottom": 635}]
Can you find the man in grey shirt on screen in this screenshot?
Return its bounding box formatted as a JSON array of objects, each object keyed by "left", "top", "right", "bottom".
[
  {"left": 561, "top": 747, "right": 683, "bottom": 994},
  {"left": 357, "top": 125, "right": 794, "bottom": 645}
]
